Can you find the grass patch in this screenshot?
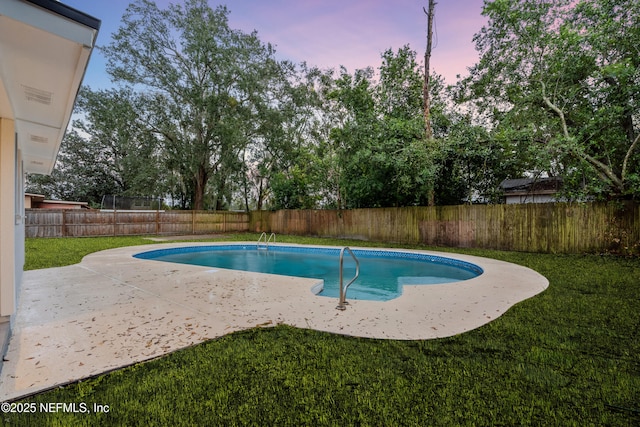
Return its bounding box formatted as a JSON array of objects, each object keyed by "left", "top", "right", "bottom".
[
  {"left": 6, "top": 234, "right": 640, "bottom": 426},
  {"left": 24, "top": 236, "right": 154, "bottom": 271}
]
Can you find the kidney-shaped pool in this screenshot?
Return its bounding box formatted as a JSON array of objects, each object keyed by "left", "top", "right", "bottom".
[{"left": 134, "top": 244, "right": 483, "bottom": 302}]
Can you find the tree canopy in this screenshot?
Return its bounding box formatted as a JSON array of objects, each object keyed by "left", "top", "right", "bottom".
[
  {"left": 102, "top": 0, "right": 294, "bottom": 210},
  {"left": 28, "top": 0, "right": 640, "bottom": 208},
  {"left": 460, "top": 0, "right": 640, "bottom": 200}
]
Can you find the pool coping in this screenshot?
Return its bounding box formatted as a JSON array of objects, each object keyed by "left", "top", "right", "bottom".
[{"left": 0, "top": 242, "right": 548, "bottom": 401}]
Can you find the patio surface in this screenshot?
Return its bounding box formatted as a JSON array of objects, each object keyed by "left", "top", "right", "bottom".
[{"left": 0, "top": 242, "right": 548, "bottom": 401}]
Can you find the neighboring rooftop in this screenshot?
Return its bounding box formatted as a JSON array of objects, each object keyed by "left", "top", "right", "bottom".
[
  {"left": 500, "top": 177, "right": 563, "bottom": 204},
  {"left": 500, "top": 177, "right": 563, "bottom": 192},
  {"left": 25, "top": 193, "right": 89, "bottom": 209}
]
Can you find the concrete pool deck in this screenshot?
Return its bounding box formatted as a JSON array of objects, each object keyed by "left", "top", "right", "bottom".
[{"left": 0, "top": 242, "right": 548, "bottom": 401}]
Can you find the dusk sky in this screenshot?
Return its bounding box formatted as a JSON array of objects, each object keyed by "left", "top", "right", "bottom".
[{"left": 62, "top": 0, "right": 488, "bottom": 89}]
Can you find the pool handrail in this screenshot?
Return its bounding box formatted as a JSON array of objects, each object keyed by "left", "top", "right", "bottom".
[
  {"left": 257, "top": 232, "right": 276, "bottom": 250},
  {"left": 336, "top": 247, "right": 360, "bottom": 310}
]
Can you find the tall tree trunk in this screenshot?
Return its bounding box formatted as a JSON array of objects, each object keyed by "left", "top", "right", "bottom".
[
  {"left": 257, "top": 177, "right": 264, "bottom": 211},
  {"left": 423, "top": 0, "right": 436, "bottom": 141},
  {"left": 193, "top": 165, "right": 208, "bottom": 210},
  {"left": 424, "top": 0, "right": 436, "bottom": 206},
  {"left": 215, "top": 179, "right": 227, "bottom": 211}
]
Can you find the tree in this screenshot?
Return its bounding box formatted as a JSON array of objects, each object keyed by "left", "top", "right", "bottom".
[
  {"left": 460, "top": 0, "right": 640, "bottom": 200},
  {"left": 75, "top": 88, "right": 165, "bottom": 198},
  {"left": 102, "top": 0, "right": 289, "bottom": 209},
  {"left": 225, "top": 61, "right": 331, "bottom": 211},
  {"left": 329, "top": 47, "right": 441, "bottom": 208},
  {"left": 325, "top": 66, "right": 379, "bottom": 208},
  {"left": 27, "top": 87, "right": 163, "bottom": 206}
]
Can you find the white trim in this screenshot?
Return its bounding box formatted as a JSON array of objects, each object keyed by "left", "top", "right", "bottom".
[{"left": 0, "top": 0, "right": 97, "bottom": 47}]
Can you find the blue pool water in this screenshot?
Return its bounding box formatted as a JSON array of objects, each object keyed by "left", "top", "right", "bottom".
[{"left": 134, "top": 245, "right": 482, "bottom": 301}]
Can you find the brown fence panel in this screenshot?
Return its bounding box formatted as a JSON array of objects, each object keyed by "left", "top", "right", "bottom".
[
  {"left": 223, "top": 211, "right": 250, "bottom": 232},
  {"left": 26, "top": 203, "right": 639, "bottom": 254},
  {"left": 252, "top": 202, "right": 639, "bottom": 254},
  {"left": 26, "top": 209, "right": 250, "bottom": 238},
  {"left": 248, "top": 210, "right": 271, "bottom": 233},
  {"left": 64, "top": 210, "right": 114, "bottom": 237},
  {"left": 114, "top": 211, "right": 157, "bottom": 236},
  {"left": 24, "top": 209, "right": 64, "bottom": 238},
  {"left": 158, "top": 211, "right": 193, "bottom": 235}
]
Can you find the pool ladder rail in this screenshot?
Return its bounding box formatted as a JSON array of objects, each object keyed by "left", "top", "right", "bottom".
[
  {"left": 257, "top": 232, "right": 276, "bottom": 250},
  {"left": 336, "top": 247, "right": 360, "bottom": 310}
]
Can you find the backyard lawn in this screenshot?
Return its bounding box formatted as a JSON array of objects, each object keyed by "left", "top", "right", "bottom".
[{"left": 4, "top": 235, "right": 639, "bottom": 426}]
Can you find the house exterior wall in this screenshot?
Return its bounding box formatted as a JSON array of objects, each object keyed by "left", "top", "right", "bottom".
[
  {"left": 37, "top": 201, "right": 87, "bottom": 209},
  {"left": 0, "top": 117, "right": 16, "bottom": 318},
  {"left": 1, "top": 0, "right": 100, "bottom": 355},
  {"left": 505, "top": 193, "right": 557, "bottom": 204}
]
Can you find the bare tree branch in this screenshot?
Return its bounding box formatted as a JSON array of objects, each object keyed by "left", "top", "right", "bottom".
[
  {"left": 540, "top": 80, "right": 625, "bottom": 191},
  {"left": 622, "top": 132, "right": 640, "bottom": 184}
]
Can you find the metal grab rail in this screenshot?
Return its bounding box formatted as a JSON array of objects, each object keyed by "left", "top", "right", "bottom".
[
  {"left": 257, "top": 232, "right": 267, "bottom": 249},
  {"left": 336, "top": 247, "right": 360, "bottom": 310},
  {"left": 257, "top": 232, "right": 276, "bottom": 250}
]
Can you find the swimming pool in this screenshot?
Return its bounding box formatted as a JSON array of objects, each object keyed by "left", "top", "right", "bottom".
[{"left": 135, "top": 245, "right": 483, "bottom": 302}]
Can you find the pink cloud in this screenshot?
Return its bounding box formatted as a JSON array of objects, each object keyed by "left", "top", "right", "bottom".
[{"left": 230, "top": 0, "right": 487, "bottom": 84}]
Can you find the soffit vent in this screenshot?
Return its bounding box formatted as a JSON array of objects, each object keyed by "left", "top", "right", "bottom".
[
  {"left": 22, "top": 85, "right": 53, "bottom": 105},
  {"left": 29, "top": 134, "right": 49, "bottom": 144}
]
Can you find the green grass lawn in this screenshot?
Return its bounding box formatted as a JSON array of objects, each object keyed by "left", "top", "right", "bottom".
[{"left": 5, "top": 234, "right": 640, "bottom": 426}]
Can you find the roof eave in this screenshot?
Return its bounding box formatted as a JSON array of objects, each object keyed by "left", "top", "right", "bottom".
[{"left": 0, "top": 0, "right": 100, "bottom": 175}]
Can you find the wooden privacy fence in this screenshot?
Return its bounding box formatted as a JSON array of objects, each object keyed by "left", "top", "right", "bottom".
[
  {"left": 26, "top": 203, "right": 639, "bottom": 254},
  {"left": 25, "top": 209, "right": 249, "bottom": 238},
  {"left": 250, "top": 202, "right": 640, "bottom": 254}
]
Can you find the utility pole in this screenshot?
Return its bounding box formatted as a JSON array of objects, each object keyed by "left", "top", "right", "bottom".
[{"left": 423, "top": 0, "right": 436, "bottom": 141}]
